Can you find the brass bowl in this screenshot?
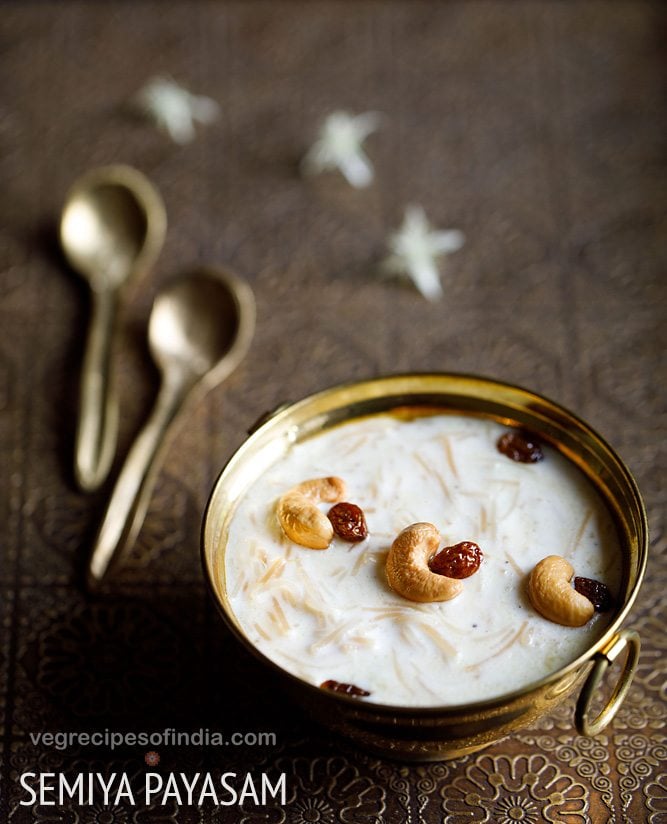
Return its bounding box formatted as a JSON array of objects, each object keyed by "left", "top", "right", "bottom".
[{"left": 201, "top": 374, "right": 648, "bottom": 761}]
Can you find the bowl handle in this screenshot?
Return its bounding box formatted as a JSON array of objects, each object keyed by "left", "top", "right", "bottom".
[{"left": 575, "top": 629, "right": 640, "bottom": 736}]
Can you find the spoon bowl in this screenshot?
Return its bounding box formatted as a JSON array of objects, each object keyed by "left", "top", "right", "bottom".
[
  {"left": 87, "top": 267, "right": 255, "bottom": 588},
  {"left": 62, "top": 181, "right": 149, "bottom": 289},
  {"left": 61, "top": 165, "right": 166, "bottom": 491},
  {"left": 149, "top": 272, "right": 245, "bottom": 384}
]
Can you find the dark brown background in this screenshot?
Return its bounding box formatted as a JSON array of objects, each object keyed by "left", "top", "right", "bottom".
[{"left": 1, "top": 2, "right": 665, "bottom": 822}]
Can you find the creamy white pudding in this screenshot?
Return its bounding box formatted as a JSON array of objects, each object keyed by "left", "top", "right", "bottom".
[{"left": 223, "top": 412, "right": 621, "bottom": 706}]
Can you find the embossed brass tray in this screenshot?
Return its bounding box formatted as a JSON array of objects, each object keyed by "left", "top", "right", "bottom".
[{"left": 201, "top": 374, "right": 648, "bottom": 761}]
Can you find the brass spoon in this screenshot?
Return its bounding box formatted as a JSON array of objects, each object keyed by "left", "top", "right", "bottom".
[
  {"left": 87, "top": 267, "right": 255, "bottom": 588},
  {"left": 60, "top": 165, "right": 166, "bottom": 492}
]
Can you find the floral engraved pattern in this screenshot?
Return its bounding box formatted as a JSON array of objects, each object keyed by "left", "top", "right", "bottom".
[
  {"left": 515, "top": 733, "right": 614, "bottom": 817},
  {"left": 613, "top": 682, "right": 665, "bottom": 732},
  {"left": 35, "top": 601, "right": 186, "bottom": 717},
  {"left": 440, "top": 754, "right": 588, "bottom": 823},
  {"left": 493, "top": 794, "right": 540, "bottom": 824},
  {"left": 81, "top": 806, "right": 130, "bottom": 824},
  {"left": 240, "top": 756, "right": 385, "bottom": 823},
  {"left": 291, "top": 796, "right": 336, "bottom": 824},
  {"left": 24, "top": 485, "right": 93, "bottom": 580},
  {"left": 645, "top": 773, "right": 667, "bottom": 823},
  {"left": 616, "top": 734, "right": 667, "bottom": 813},
  {"left": 374, "top": 760, "right": 427, "bottom": 822}
]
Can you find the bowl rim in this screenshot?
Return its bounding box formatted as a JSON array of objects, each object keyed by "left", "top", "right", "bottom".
[{"left": 201, "top": 371, "right": 649, "bottom": 715}]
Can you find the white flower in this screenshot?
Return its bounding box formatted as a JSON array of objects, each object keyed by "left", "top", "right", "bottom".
[
  {"left": 382, "top": 205, "right": 465, "bottom": 300},
  {"left": 133, "top": 76, "right": 219, "bottom": 144},
  {"left": 302, "top": 110, "right": 380, "bottom": 188}
]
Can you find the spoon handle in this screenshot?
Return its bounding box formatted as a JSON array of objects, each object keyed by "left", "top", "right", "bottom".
[
  {"left": 75, "top": 287, "right": 120, "bottom": 491},
  {"left": 87, "top": 374, "right": 190, "bottom": 587}
]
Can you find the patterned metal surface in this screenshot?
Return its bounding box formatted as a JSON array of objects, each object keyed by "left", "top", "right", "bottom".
[{"left": 0, "top": 2, "right": 665, "bottom": 821}]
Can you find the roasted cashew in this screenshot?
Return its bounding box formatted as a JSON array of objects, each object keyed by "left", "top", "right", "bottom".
[
  {"left": 277, "top": 476, "right": 346, "bottom": 549},
  {"left": 528, "top": 555, "right": 595, "bottom": 627},
  {"left": 386, "top": 523, "right": 464, "bottom": 603}
]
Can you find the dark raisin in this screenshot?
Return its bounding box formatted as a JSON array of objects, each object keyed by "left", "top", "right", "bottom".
[
  {"left": 327, "top": 502, "right": 368, "bottom": 542},
  {"left": 574, "top": 577, "right": 614, "bottom": 612},
  {"left": 429, "top": 541, "right": 483, "bottom": 579},
  {"left": 320, "top": 680, "right": 371, "bottom": 697},
  {"left": 497, "top": 430, "right": 544, "bottom": 463}
]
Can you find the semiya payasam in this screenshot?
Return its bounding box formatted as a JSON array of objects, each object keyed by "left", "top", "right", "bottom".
[{"left": 223, "top": 412, "right": 620, "bottom": 707}]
